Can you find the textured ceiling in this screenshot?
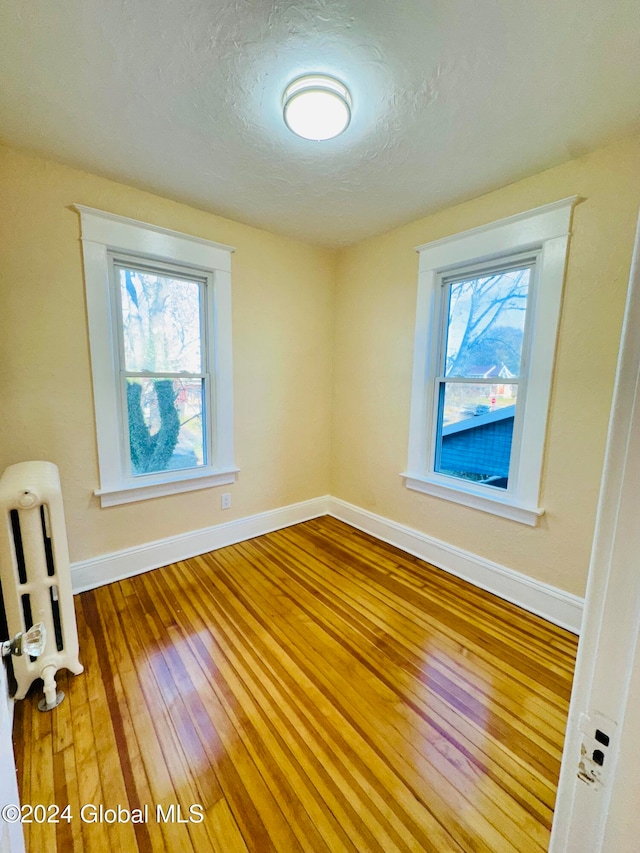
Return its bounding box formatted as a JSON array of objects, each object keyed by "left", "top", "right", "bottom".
[{"left": 1, "top": 0, "right": 639, "bottom": 247}]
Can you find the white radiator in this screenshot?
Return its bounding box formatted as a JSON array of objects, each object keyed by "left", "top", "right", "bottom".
[{"left": 0, "top": 461, "right": 83, "bottom": 710}]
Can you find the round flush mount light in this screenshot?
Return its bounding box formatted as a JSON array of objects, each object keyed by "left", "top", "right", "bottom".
[{"left": 283, "top": 75, "right": 352, "bottom": 141}]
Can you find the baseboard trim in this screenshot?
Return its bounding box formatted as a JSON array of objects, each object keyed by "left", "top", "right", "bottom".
[
  {"left": 71, "top": 495, "right": 331, "bottom": 594},
  {"left": 327, "top": 497, "right": 583, "bottom": 634},
  {"left": 71, "top": 493, "right": 583, "bottom": 633}
]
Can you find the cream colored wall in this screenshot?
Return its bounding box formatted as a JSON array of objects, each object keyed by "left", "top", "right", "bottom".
[
  {"left": 330, "top": 135, "right": 640, "bottom": 597},
  {"left": 0, "top": 145, "right": 335, "bottom": 562},
  {"left": 2, "top": 135, "right": 638, "bottom": 593}
]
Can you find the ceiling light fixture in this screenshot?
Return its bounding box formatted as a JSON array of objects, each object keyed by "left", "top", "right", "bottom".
[{"left": 283, "top": 75, "right": 352, "bottom": 141}]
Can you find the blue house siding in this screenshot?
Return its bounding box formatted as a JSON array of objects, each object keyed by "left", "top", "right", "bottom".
[{"left": 438, "top": 413, "right": 514, "bottom": 478}]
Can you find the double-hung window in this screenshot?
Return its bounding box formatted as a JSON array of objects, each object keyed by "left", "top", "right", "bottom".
[
  {"left": 114, "top": 256, "right": 210, "bottom": 477},
  {"left": 76, "top": 206, "right": 237, "bottom": 507},
  {"left": 404, "top": 198, "right": 576, "bottom": 525}
]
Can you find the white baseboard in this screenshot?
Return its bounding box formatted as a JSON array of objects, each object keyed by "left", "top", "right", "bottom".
[
  {"left": 327, "top": 498, "right": 583, "bottom": 634},
  {"left": 71, "top": 493, "right": 583, "bottom": 633},
  {"left": 71, "top": 495, "right": 331, "bottom": 594}
]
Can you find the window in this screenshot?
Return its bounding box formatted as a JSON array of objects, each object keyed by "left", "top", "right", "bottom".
[
  {"left": 76, "top": 206, "right": 237, "bottom": 507},
  {"left": 403, "top": 198, "right": 576, "bottom": 525},
  {"left": 433, "top": 257, "right": 532, "bottom": 490}
]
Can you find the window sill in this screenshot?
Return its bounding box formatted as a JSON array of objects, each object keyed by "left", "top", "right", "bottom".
[
  {"left": 401, "top": 472, "right": 544, "bottom": 526},
  {"left": 96, "top": 468, "right": 239, "bottom": 507}
]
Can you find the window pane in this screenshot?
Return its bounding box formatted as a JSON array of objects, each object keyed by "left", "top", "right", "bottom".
[
  {"left": 126, "top": 378, "right": 205, "bottom": 475},
  {"left": 434, "top": 382, "right": 517, "bottom": 489},
  {"left": 119, "top": 267, "right": 202, "bottom": 373},
  {"left": 444, "top": 267, "right": 530, "bottom": 379}
]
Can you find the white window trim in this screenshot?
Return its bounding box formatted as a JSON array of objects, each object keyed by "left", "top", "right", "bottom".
[
  {"left": 402, "top": 197, "right": 578, "bottom": 526},
  {"left": 75, "top": 205, "right": 238, "bottom": 507}
]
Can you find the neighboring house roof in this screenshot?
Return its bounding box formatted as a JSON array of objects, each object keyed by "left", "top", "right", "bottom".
[
  {"left": 465, "top": 363, "right": 516, "bottom": 379},
  {"left": 442, "top": 405, "right": 516, "bottom": 437},
  {"left": 440, "top": 406, "right": 516, "bottom": 478}
]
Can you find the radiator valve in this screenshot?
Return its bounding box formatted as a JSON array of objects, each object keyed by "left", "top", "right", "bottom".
[{"left": 2, "top": 623, "right": 46, "bottom": 659}]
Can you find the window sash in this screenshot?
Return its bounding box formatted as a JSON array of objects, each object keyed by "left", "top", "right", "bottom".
[
  {"left": 432, "top": 376, "right": 523, "bottom": 385},
  {"left": 119, "top": 376, "right": 209, "bottom": 477},
  {"left": 108, "top": 253, "right": 215, "bottom": 484},
  {"left": 427, "top": 255, "right": 539, "bottom": 500},
  {"left": 112, "top": 256, "right": 208, "bottom": 374},
  {"left": 437, "top": 254, "right": 537, "bottom": 377},
  {"left": 432, "top": 379, "right": 520, "bottom": 490}
]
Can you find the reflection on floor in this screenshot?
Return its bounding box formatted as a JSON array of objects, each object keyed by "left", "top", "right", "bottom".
[{"left": 12, "top": 516, "right": 578, "bottom": 852}]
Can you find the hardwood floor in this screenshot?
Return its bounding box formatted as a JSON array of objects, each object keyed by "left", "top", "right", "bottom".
[{"left": 12, "top": 516, "right": 578, "bottom": 852}]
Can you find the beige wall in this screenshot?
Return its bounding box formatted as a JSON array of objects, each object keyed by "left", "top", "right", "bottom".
[
  {"left": 331, "top": 135, "right": 640, "bottom": 597},
  {"left": 2, "top": 135, "right": 639, "bottom": 595},
  {"left": 0, "top": 145, "right": 336, "bottom": 562}
]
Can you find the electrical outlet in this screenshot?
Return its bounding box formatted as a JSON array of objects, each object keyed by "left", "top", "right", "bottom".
[
  {"left": 221, "top": 493, "right": 231, "bottom": 510},
  {"left": 577, "top": 711, "right": 617, "bottom": 789}
]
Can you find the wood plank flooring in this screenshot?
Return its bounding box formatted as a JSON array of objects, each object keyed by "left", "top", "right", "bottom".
[{"left": 11, "top": 516, "right": 578, "bottom": 852}]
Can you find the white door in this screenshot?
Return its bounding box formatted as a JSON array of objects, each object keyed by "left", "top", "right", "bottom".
[
  {"left": 550, "top": 210, "right": 640, "bottom": 850},
  {"left": 0, "top": 662, "right": 25, "bottom": 853}
]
